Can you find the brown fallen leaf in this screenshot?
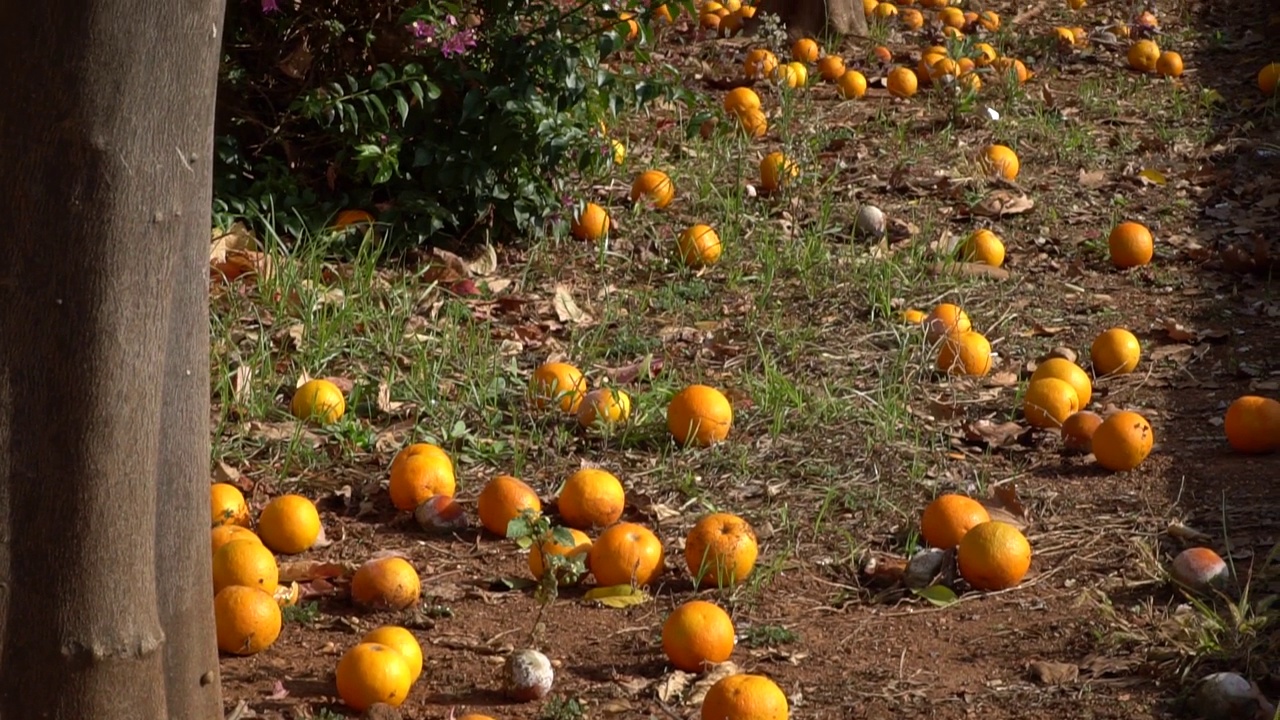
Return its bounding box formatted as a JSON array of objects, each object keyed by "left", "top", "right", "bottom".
[
  {"left": 606, "top": 355, "right": 664, "bottom": 385},
  {"left": 246, "top": 421, "right": 324, "bottom": 448},
  {"left": 552, "top": 284, "right": 591, "bottom": 324},
  {"left": 971, "top": 191, "right": 1036, "bottom": 218},
  {"left": 1028, "top": 660, "right": 1079, "bottom": 686},
  {"left": 422, "top": 247, "right": 471, "bottom": 285},
  {"left": 1078, "top": 169, "right": 1108, "bottom": 189},
  {"left": 278, "top": 560, "right": 354, "bottom": 583},
  {"left": 962, "top": 419, "right": 1030, "bottom": 447},
  {"left": 685, "top": 662, "right": 740, "bottom": 706},
  {"left": 992, "top": 483, "right": 1028, "bottom": 521},
  {"left": 930, "top": 261, "right": 1011, "bottom": 280},
  {"left": 655, "top": 670, "right": 693, "bottom": 704}
]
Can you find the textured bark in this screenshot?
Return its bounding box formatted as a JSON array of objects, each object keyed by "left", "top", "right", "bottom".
[
  {"left": 750, "top": 0, "right": 869, "bottom": 39},
  {"left": 0, "top": 0, "right": 226, "bottom": 718}
]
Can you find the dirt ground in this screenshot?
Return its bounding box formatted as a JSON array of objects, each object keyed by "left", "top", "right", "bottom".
[{"left": 216, "top": 0, "right": 1280, "bottom": 717}]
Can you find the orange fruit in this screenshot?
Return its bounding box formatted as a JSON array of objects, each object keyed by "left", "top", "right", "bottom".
[
  {"left": 744, "top": 49, "right": 779, "bottom": 79},
  {"left": 900, "top": 7, "right": 924, "bottom": 29},
  {"left": 214, "top": 585, "right": 282, "bottom": 656},
  {"left": 587, "top": 521, "right": 665, "bottom": 587},
  {"left": 351, "top": 556, "right": 421, "bottom": 610},
  {"left": 791, "top": 37, "right": 819, "bottom": 63},
  {"left": 886, "top": 67, "right": 918, "bottom": 98},
  {"left": 957, "top": 520, "right": 1032, "bottom": 591},
  {"left": 736, "top": 107, "right": 768, "bottom": 138},
  {"left": 938, "top": 6, "right": 964, "bottom": 28},
  {"left": 457, "top": 716, "right": 499, "bottom": 720},
  {"left": 759, "top": 152, "right": 799, "bottom": 193},
  {"left": 772, "top": 61, "right": 807, "bottom": 88},
  {"left": 1170, "top": 547, "right": 1229, "bottom": 593},
  {"left": 290, "top": 378, "right": 346, "bottom": 424},
  {"left": 930, "top": 57, "right": 960, "bottom": 80},
  {"left": 1108, "top": 221, "right": 1154, "bottom": 268},
  {"left": 333, "top": 209, "right": 375, "bottom": 230},
  {"left": 901, "top": 308, "right": 927, "bottom": 324},
  {"left": 1223, "top": 395, "right": 1280, "bottom": 454},
  {"left": 977, "top": 10, "right": 1000, "bottom": 30},
  {"left": 958, "top": 71, "right": 982, "bottom": 91},
  {"left": 529, "top": 361, "right": 588, "bottom": 413},
  {"left": 973, "top": 42, "right": 998, "bottom": 66},
  {"left": 816, "top": 55, "right": 846, "bottom": 81},
  {"left": 1091, "top": 410, "right": 1154, "bottom": 471},
  {"left": 924, "top": 303, "right": 971, "bottom": 343},
  {"left": 863, "top": 0, "right": 878, "bottom": 15},
  {"left": 873, "top": 1, "right": 898, "bottom": 18},
  {"left": 1030, "top": 357, "right": 1093, "bottom": 408},
  {"left": 720, "top": 9, "right": 746, "bottom": 35},
  {"left": 257, "top": 493, "right": 322, "bottom": 555},
  {"left": 1090, "top": 328, "right": 1141, "bottom": 376},
  {"left": 1022, "top": 377, "right": 1080, "bottom": 429},
  {"left": 212, "top": 525, "right": 262, "bottom": 555},
  {"left": 700, "top": 674, "right": 789, "bottom": 720},
  {"left": 388, "top": 443, "right": 457, "bottom": 511},
  {"left": 1259, "top": 63, "right": 1280, "bottom": 95},
  {"left": 336, "top": 642, "right": 414, "bottom": 711},
  {"left": 1052, "top": 26, "right": 1076, "bottom": 46},
  {"left": 677, "top": 224, "right": 723, "bottom": 267},
  {"left": 1062, "top": 410, "right": 1103, "bottom": 452},
  {"left": 577, "top": 387, "right": 633, "bottom": 429},
  {"left": 959, "top": 229, "right": 1005, "bottom": 267},
  {"left": 936, "top": 331, "right": 992, "bottom": 377},
  {"left": 957, "top": 57, "right": 977, "bottom": 74},
  {"left": 667, "top": 384, "right": 734, "bottom": 447},
  {"left": 529, "top": 527, "right": 593, "bottom": 581},
  {"left": 920, "top": 494, "right": 990, "bottom": 548},
  {"left": 211, "top": 482, "right": 251, "bottom": 528},
  {"left": 723, "top": 87, "right": 761, "bottom": 115},
  {"left": 992, "top": 57, "right": 1031, "bottom": 83},
  {"left": 477, "top": 474, "right": 543, "bottom": 536},
  {"left": 685, "top": 513, "right": 758, "bottom": 587},
  {"left": 836, "top": 70, "right": 868, "bottom": 99},
  {"left": 979, "top": 144, "right": 1019, "bottom": 180},
  {"left": 699, "top": 12, "right": 721, "bottom": 29},
  {"left": 1127, "top": 40, "right": 1160, "bottom": 72},
  {"left": 213, "top": 538, "right": 279, "bottom": 594},
  {"left": 630, "top": 170, "right": 676, "bottom": 209},
  {"left": 871, "top": 45, "right": 893, "bottom": 63},
  {"left": 1156, "top": 51, "right": 1183, "bottom": 77},
  {"left": 361, "top": 626, "right": 424, "bottom": 685},
  {"left": 557, "top": 467, "right": 626, "bottom": 529},
  {"left": 662, "top": 600, "right": 736, "bottom": 672},
  {"left": 572, "top": 202, "right": 611, "bottom": 241}
]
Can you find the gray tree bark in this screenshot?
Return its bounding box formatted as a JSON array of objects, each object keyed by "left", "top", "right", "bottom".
[
  {"left": 749, "top": 0, "right": 869, "bottom": 40},
  {"left": 0, "top": 0, "right": 227, "bottom": 718}
]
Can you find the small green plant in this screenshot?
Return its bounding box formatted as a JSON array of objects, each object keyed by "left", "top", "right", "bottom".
[
  {"left": 282, "top": 601, "right": 322, "bottom": 625},
  {"left": 506, "top": 509, "right": 588, "bottom": 644},
  {"left": 741, "top": 624, "right": 799, "bottom": 648},
  {"left": 539, "top": 695, "right": 587, "bottom": 720}
]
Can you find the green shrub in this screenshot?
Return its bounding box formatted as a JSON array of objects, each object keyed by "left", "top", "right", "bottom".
[{"left": 215, "top": 0, "right": 690, "bottom": 247}]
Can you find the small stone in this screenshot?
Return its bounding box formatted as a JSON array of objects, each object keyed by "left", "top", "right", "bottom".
[{"left": 904, "top": 548, "right": 947, "bottom": 589}]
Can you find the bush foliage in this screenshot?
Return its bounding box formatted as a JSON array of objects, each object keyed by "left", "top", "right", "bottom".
[{"left": 215, "top": 0, "right": 689, "bottom": 247}]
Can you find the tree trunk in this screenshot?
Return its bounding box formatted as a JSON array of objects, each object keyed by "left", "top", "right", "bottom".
[
  {"left": 750, "top": 0, "right": 869, "bottom": 40},
  {"left": 0, "top": 0, "right": 226, "bottom": 718}
]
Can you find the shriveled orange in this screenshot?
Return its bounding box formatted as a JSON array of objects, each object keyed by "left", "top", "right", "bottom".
[
  {"left": 557, "top": 467, "right": 626, "bottom": 529},
  {"left": 1090, "top": 327, "right": 1141, "bottom": 376},
  {"left": 1031, "top": 357, "right": 1093, "bottom": 408},
  {"left": 899, "top": 7, "right": 923, "bottom": 29},
  {"left": 577, "top": 387, "right": 633, "bottom": 429},
  {"left": 791, "top": 37, "right": 819, "bottom": 62},
  {"left": 571, "top": 202, "right": 611, "bottom": 241},
  {"left": 361, "top": 626, "right": 424, "bottom": 685},
  {"left": 685, "top": 513, "right": 758, "bottom": 587},
  {"left": 336, "top": 642, "right": 414, "bottom": 711},
  {"left": 836, "top": 69, "right": 868, "bottom": 99},
  {"left": 1224, "top": 395, "right": 1280, "bottom": 454},
  {"left": 1062, "top": 410, "right": 1103, "bottom": 452},
  {"left": 212, "top": 525, "right": 262, "bottom": 555},
  {"left": 977, "top": 10, "right": 1000, "bottom": 30},
  {"left": 816, "top": 55, "right": 846, "bottom": 81},
  {"left": 667, "top": 384, "right": 734, "bottom": 447},
  {"left": 920, "top": 494, "right": 990, "bottom": 549},
  {"left": 973, "top": 42, "right": 998, "bottom": 66},
  {"left": 1156, "top": 51, "right": 1183, "bottom": 77},
  {"left": 588, "top": 521, "right": 665, "bottom": 587},
  {"left": 1259, "top": 63, "right": 1280, "bottom": 96},
  {"left": 957, "top": 520, "right": 1031, "bottom": 591},
  {"left": 723, "top": 87, "right": 761, "bottom": 115},
  {"left": 388, "top": 444, "right": 456, "bottom": 511},
  {"left": 1127, "top": 40, "right": 1160, "bottom": 72},
  {"left": 1091, "top": 410, "right": 1154, "bottom": 472},
  {"left": 257, "top": 493, "right": 322, "bottom": 555},
  {"left": 291, "top": 378, "right": 346, "bottom": 424},
  {"left": 979, "top": 144, "right": 1019, "bottom": 180},
  {"left": 992, "top": 57, "right": 1030, "bottom": 83},
  {"left": 959, "top": 228, "right": 1005, "bottom": 267},
  {"left": 211, "top": 482, "right": 251, "bottom": 528},
  {"left": 630, "top": 170, "right": 676, "bottom": 209},
  {"left": 759, "top": 152, "right": 799, "bottom": 193},
  {"left": 529, "top": 361, "right": 588, "bottom": 413},
  {"left": 924, "top": 303, "right": 971, "bottom": 343},
  {"left": 744, "top": 49, "right": 779, "bottom": 80},
  {"left": 678, "top": 224, "right": 723, "bottom": 267},
  {"left": 871, "top": 45, "right": 893, "bottom": 63},
  {"left": 1108, "top": 221, "right": 1154, "bottom": 268},
  {"left": 477, "top": 474, "right": 543, "bottom": 537},
  {"left": 1023, "top": 377, "right": 1080, "bottom": 429},
  {"left": 351, "top": 556, "right": 421, "bottom": 610},
  {"left": 213, "top": 538, "right": 278, "bottom": 593},
  {"left": 936, "top": 331, "right": 992, "bottom": 377},
  {"left": 700, "top": 674, "right": 789, "bottom": 720},
  {"left": 214, "top": 585, "right": 282, "bottom": 656},
  {"left": 663, "top": 600, "right": 736, "bottom": 672},
  {"left": 529, "top": 527, "right": 592, "bottom": 581},
  {"left": 886, "top": 66, "right": 918, "bottom": 98}
]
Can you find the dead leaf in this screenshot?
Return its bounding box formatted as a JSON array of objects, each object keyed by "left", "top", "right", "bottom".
[
  {"left": 246, "top": 421, "right": 324, "bottom": 448},
  {"left": 266, "top": 680, "right": 290, "bottom": 700},
  {"left": 962, "top": 419, "right": 1030, "bottom": 447},
  {"left": 275, "top": 323, "right": 305, "bottom": 351},
  {"left": 606, "top": 355, "right": 664, "bottom": 385},
  {"left": 1167, "top": 522, "right": 1213, "bottom": 543},
  {"left": 422, "top": 247, "right": 471, "bottom": 284},
  {"left": 277, "top": 39, "right": 313, "bottom": 80},
  {"left": 614, "top": 677, "right": 651, "bottom": 696},
  {"left": 376, "top": 380, "right": 406, "bottom": 415},
  {"left": 1137, "top": 168, "right": 1168, "bottom": 186},
  {"left": 931, "top": 261, "right": 1011, "bottom": 280},
  {"left": 552, "top": 284, "right": 591, "bottom": 324},
  {"left": 278, "top": 560, "right": 353, "bottom": 583},
  {"left": 231, "top": 365, "right": 254, "bottom": 406},
  {"left": 1028, "top": 660, "right": 1079, "bottom": 685},
  {"left": 1078, "top": 169, "right": 1109, "bottom": 189},
  {"left": 213, "top": 460, "right": 240, "bottom": 484},
  {"left": 686, "top": 662, "right": 740, "bottom": 705},
  {"left": 655, "top": 671, "right": 694, "bottom": 704},
  {"left": 583, "top": 584, "right": 651, "bottom": 608},
  {"left": 992, "top": 483, "right": 1028, "bottom": 520},
  {"left": 467, "top": 244, "right": 499, "bottom": 276},
  {"left": 971, "top": 191, "right": 1036, "bottom": 217}
]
